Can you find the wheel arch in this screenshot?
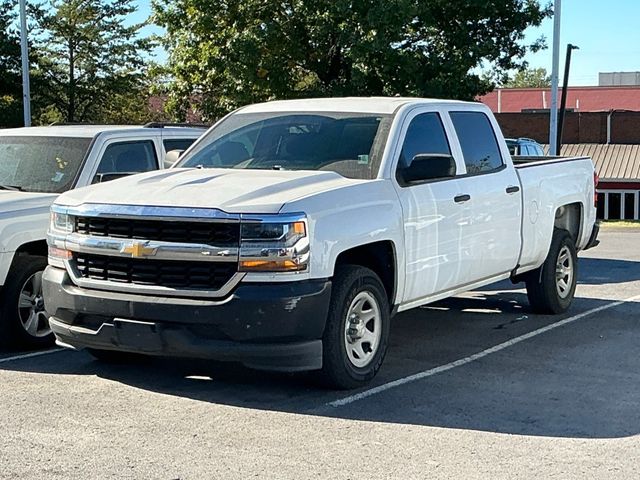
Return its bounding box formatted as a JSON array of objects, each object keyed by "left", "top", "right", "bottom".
[
  {"left": 0, "top": 240, "right": 48, "bottom": 286},
  {"left": 334, "top": 240, "right": 397, "bottom": 309},
  {"left": 554, "top": 202, "right": 583, "bottom": 245},
  {"left": 14, "top": 240, "right": 48, "bottom": 258}
]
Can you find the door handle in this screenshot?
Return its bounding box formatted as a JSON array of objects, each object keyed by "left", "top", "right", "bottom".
[
  {"left": 454, "top": 194, "right": 471, "bottom": 203},
  {"left": 506, "top": 185, "right": 520, "bottom": 194}
]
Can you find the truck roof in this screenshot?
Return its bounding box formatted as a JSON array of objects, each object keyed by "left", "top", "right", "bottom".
[
  {"left": 0, "top": 125, "right": 205, "bottom": 138},
  {"left": 239, "top": 97, "right": 478, "bottom": 115}
]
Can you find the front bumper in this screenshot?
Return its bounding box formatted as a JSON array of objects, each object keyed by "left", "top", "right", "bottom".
[{"left": 43, "top": 266, "right": 331, "bottom": 372}]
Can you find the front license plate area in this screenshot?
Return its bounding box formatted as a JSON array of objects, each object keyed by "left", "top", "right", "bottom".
[{"left": 113, "top": 318, "right": 162, "bottom": 352}]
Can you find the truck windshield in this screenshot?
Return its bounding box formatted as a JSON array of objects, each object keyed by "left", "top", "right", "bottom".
[
  {"left": 178, "top": 112, "right": 393, "bottom": 179},
  {"left": 0, "top": 136, "right": 92, "bottom": 193}
]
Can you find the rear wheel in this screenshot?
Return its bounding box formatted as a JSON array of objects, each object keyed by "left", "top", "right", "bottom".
[
  {"left": 0, "top": 255, "right": 53, "bottom": 349},
  {"left": 525, "top": 229, "right": 578, "bottom": 314},
  {"left": 320, "top": 265, "right": 390, "bottom": 389}
]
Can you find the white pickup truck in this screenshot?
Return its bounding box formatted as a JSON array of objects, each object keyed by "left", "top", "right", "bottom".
[
  {"left": 44, "top": 98, "right": 599, "bottom": 388},
  {"left": 0, "top": 124, "right": 204, "bottom": 348}
]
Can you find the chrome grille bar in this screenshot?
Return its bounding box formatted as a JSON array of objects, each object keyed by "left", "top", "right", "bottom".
[{"left": 62, "top": 233, "right": 238, "bottom": 263}]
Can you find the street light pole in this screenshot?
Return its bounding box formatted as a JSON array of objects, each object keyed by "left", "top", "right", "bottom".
[
  {"left": 19, "top": 0, "right": 31, "bottom": 127},
  {"left": 548, "top": 0, "right": 561, "bottom": 156},
  {"left": 557, "top": 44, "right": 579, "bottom": 154}
]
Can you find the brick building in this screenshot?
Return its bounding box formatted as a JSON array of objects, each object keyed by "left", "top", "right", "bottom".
[
  {"left": 493, "top": 110, "right": 640, "bottom": 220},
  {"left": 478, "top": 76, "right": 640, "bottom": 221},
  {"left": 480, "top": 86, "right": 640, "bottom": 113}
]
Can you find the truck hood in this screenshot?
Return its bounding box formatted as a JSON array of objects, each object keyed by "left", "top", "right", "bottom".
[
  {"left": 0, "top": 191, "right": 58, "bottom": 220},
  {"left": 56, "top": 168, "right": 366, "bottom": 213}
]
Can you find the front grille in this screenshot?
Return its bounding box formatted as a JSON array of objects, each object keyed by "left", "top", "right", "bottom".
[
  {"left": 74, "top": 253, "right": 236, "bottom": 290},
  {"left": 75, "top": 216, "right": 240, "bottom": 247}
]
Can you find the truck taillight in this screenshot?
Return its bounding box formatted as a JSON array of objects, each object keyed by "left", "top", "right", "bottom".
[{"left": 593, "top": 171, "right": 599, "bottom": 207}]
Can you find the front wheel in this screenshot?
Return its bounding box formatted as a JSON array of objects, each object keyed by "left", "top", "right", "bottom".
[
  {"left": 0, "top": 255, "right": 53, "bottom": 349},
  {"left": 320, "top": 265, "right": 390, "bottom": 389},
  {"left": 525, "top": 229, "right": 578, "bottom": 314}
]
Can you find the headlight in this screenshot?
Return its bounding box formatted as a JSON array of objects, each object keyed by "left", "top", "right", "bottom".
[
  {"left": 50, "top": 210, "right": 73, "bottom": 234},
  {"left": 48, "top": 208, "right": 73, "bottom": 268},
  {"left": 239, "top": 217, "right": 309, "bottom": 272}
]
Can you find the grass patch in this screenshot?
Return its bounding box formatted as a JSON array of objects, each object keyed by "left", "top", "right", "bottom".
[{"left": 601, "top": 220, "right": 640, "bottom": 228}]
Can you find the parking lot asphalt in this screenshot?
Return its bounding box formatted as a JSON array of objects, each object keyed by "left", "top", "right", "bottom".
[{"left": 1, "top": 227, "right": 639, "bottom": 479}]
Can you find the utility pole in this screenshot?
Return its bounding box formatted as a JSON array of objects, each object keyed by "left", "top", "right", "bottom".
[
  {"left": 557, "top": 44, "right": 579, "bottom": 154},
  {"left": 548, "top": 0, "right": 561, "bottom": 156},
  {"left": 19, "top": 0, "right": 31, "bottom": 127}
]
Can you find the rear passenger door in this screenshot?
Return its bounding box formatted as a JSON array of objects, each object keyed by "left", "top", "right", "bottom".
[{"left": 448, "top": 111, "right": 522, "bottom": 281}]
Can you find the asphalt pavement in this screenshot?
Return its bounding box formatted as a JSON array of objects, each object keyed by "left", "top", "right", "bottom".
[{"left": 1, "top": 227, "right": 639, "bottom": 479}]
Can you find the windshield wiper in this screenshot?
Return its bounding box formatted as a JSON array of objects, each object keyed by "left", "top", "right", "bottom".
[{"left": 0, "top": 184, "right": 26, "bottom": 192}]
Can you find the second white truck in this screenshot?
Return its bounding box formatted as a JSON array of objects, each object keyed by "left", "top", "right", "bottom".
[
  {"left": 0, "top": 124, "right": 204, "bottom": 348},
  {"left": 44, "top": 98, "right": 599, "bottom": 388}
]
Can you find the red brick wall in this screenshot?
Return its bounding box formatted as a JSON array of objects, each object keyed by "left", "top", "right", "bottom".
[{"left": 494, "top": 111, "right": 640, "bottom": 144}]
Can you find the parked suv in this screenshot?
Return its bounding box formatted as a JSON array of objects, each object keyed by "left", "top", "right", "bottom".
[
  {"left": 505, "top": 137, "right": 545, "bottom": 156},
  {"left": 44, "top": 98, "right": 599, "bottom": 388},
  {"left": 0, "top": 123, "right": 205, "bottom": 348}
]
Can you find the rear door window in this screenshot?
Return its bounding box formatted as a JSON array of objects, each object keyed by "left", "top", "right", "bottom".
[
  {"left": 94, "top": 140, "right": 158, "bottom": 182},
  {"left": 163, "top": 138, "right": 198, "bottom": 153},
  {"left": 450, "top": 112, "right": 504, "bottom": 174}
]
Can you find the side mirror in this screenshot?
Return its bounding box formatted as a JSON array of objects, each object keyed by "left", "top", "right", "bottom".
[
  {"left": 398, "top": 154, "right": 456, "bottom": 185},
  {"left": 164, "top": 149, "right": 184, "bottom": 169}
]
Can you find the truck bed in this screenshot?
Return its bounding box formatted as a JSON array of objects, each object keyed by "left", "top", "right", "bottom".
[
  {"left": 514, "top": 155, "right": 597, "bottom": 272},
  {"left": 512, "top": 155, "right": 591, "bottom": 167}
]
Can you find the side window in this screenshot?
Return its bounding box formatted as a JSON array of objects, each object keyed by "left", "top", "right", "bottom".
[
  {"left": 398, "top": 113, "right": 451, "bottom": 168},
  {"left": 521, "top": 145, "right": 530, "bottom": 156},
  {"left": 95, "top": 140, "right": 158, "bottom": 178},
  {"left": 450, "top": 112, "right": 504, "bottom": 174},
  {"left": 163, "top": 138, "right": 197, "bottom": 153}
]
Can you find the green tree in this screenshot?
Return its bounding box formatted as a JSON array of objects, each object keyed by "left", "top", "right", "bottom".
[
  {"left": 504, "top": 67, "right": 551, "bottom": 88},
  {"left": 30, "top": 0, "right": 152, "bottom": 123},
  {"left": 154, "top": 0, "right": 551, "bottom": 119},
  {"left": 0, "top": 0, "right": 23, "bottom": 126}
]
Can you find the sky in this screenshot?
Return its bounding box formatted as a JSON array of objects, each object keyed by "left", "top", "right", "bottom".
[
  {"left": 521, "top": 0, "right": 640, "bottom": 85},
  {"left": 131, "top": 0, "right": 166, "bottom": 61},
  {"left": 132, "top": 0, "right": 640, "bottom": 86}
]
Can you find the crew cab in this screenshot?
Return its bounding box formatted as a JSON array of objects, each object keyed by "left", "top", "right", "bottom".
[
  {"left": 43, "top": 98, "right": 599, "bottom": 388},
  {"left": 0, "top": 124, "right": 204, "bottom": 348}
]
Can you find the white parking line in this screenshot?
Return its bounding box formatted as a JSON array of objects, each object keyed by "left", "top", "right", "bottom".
[
  {"left": 0, "top": 348, "right": 63, "bottom": 365},
  {"left": 328, "top": 294, "right": 640, "bottom": 408}
]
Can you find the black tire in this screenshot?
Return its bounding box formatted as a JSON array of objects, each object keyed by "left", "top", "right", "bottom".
[
  {"left": 0, "top": 255, "right": 53, "bottom": 349},
  {"left": 320, "top": 265, "right": 390, "bottom": 389},
  {"left": 525, "top": 228, "right": 578, "bottom": 314},
  {"left": 87, "top": 348, "right": 146, "bottom": 364}
]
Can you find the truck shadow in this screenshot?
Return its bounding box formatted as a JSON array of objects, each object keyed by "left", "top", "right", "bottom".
[
  {"left": 3, "top": 283, "right": 640, "bottom": 440},
  {"left": 479, "top": 256, "right": 640, "bottom": 292}
]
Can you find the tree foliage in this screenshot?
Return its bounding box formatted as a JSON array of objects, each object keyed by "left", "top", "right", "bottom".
[
  {"left": 504, "top": 67, "right": 551, "bottom": 88},
  {"left": 0, "top": 0, "right": 23, "bottom": 126},
  {"left": 154, "top": 0, "right": 552, "bottom": 119},
  {"left": 30, "top": 0, "right": 152, "bottom": 123}
]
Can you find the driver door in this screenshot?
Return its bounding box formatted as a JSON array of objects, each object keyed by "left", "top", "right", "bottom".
[{"left": 394, "top": 109, "right": 471, "bottom": 306}]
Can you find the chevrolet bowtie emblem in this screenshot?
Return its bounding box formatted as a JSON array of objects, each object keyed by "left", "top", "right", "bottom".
[{"left": 121, "top": 241, "right": 157, "bottom": 258}]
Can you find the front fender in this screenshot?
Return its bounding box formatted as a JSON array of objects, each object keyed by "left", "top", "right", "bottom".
[{"left": 282, "top": 180, "right": 405, "bottom": 303}]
